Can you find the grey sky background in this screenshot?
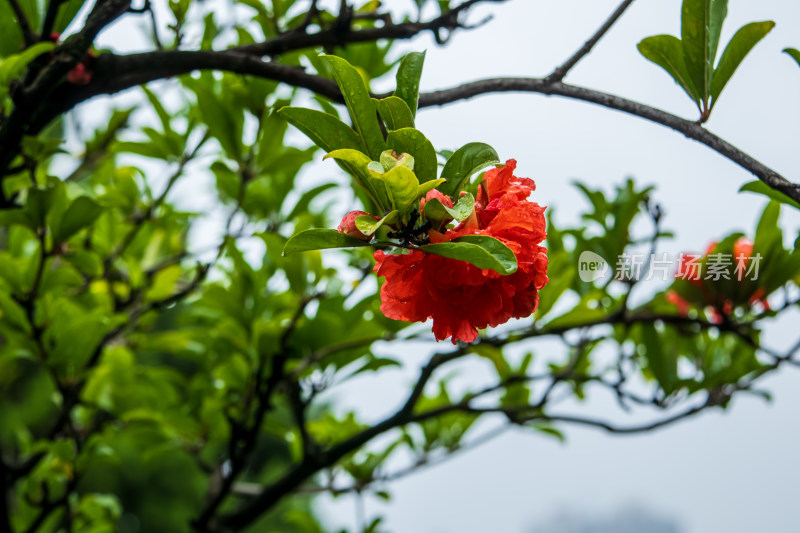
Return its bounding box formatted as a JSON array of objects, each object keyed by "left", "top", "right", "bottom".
[{"left": 72, "top": 0, "right": 800, "bottom": 532}]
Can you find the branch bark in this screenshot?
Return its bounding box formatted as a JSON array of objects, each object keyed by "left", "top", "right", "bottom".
[
  {"left": 4, "top": 0, "right": 797, "bottom": 205},
  {"left": 418, "top": 78, "right": 800, "bottom": 202},
  {"left": 0, "top": 0, "right": 133, "bottom": 189},
  {"left": 217, "top": 349, "right": 467, "bottom": 531}
]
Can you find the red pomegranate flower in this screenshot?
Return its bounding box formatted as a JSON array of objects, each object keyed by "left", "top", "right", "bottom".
[{"left": 374, "top": 160, "right": 549, "bottom": 344}]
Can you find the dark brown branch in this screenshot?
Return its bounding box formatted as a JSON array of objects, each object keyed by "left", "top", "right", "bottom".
[
  {"left": 218, "top": 348, "right": 468, "bottom": 531},
  {"left": 233, "top": 0, "right": 506, "bottom": 57},
  {"left": 289, "top": 425, "right": 511, "bottom": 497},
  {"left": 24, "top": 65, "right": 800, "bottom": 207},
  {"left": 545, "top": 0, "right": 636, "bottom": 84},
  {"left": 1, "top": 0, "right": 502, "bottom": 157},
  {"left": 418, "top": 78, "right": 800, "bottom": 203},
  {"left": 0, "top": 460, "right": 11, "bottom": 533},
  {"left": 9, "top": 0, "right": 795, "bottom": 206},
  {"left": 194, "top": 294, "right": 317, "bottom": 531},
  {"left": 22, "top": 491, "right": 69, "bottom": 533},
  {"left": 25, "top": 50, "right": 344, "bottom": 135},
  {"left": 41, "top": 0, "right": 68, "bottom": 40},
  {"left": 0, "top": 0, "right": 132, "bottom": 186},
  {"left": 412, "top": 402, "right": 712, "bottom": 435}
]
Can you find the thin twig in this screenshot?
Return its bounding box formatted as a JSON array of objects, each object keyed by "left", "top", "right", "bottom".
[
  {"left": 545, "top": 0, "right": 636, "bottom": 84},
  {"left": 41, "top": 0, "right": 68, "bottom": 40}
]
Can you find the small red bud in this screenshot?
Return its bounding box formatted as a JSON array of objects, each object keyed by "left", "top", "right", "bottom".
[
  {"left": 419, "top": 189, "right": 453, "bottom": 210},
  {"left": 338, "top": 210, "right": 378, "bottom": 241},
  {"left": 67, "top": 63, "right": 92, "bottom": 85}
]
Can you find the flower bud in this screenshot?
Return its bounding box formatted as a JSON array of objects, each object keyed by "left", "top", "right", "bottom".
[
  {"left": 67, "top": 63, "right": 92, "bottom": 85},
  {"left": 338, "top": 210, "right": 379, "bottom": 241},
  {"left": 379, "top": 149, "right": 415, "bottom": 172},
  {"left": 733, "top": 237, "right": 753, "bottom": 264},
  {"left": 419, "top": 189, "right": 453, "bottom": 210}
]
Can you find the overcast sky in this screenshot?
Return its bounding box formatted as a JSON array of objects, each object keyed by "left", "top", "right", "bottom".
[{"left": 81, "top": 1, "right": 800, "bottom": 532}]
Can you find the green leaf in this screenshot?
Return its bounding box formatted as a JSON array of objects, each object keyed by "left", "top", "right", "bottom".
[
  {"left": 394, "top": 51, "right": 426, "bottom": 117},
  {"left": 639, "top": 323, "right": 678, "bottom": 393},
  {"left": 387, "top": 128, "right": 438, "bottom": 183},
  {"left": 324, "top": 148, "right": 373, "bottom": 168},
  {"left": 638, "top": 35, "right": 700, "bottom": 103},
  {"left": 0, "top": 4, "right": 23, "bottom": 58},
  {"left": 192, "top": 86, "right": 242, "bottom": 160},
  {"left": 53, "top": 197, "right": 104, "bottom": 243},
  {"left": 710, "top": 21, "right": 775, "bottom": 108},
  {"left": 283, "top": 229, "right": 373, "bottom": 256},
  {"left": 0, "top": 43, "right": 56, "bottom": 100},
  {"left": 535, "top": 253, "right": 574, "bottom": 318},
  {"left": 53, "top": 0, "right": 85, "bottom": 33},
  {"left": 438, "top": 142, "right": 499, "bottom": 197},
  {"left": 423, "top": 197, "right": 452, "bottom": 230},
  {"left": 785, "top": 48, "right": 800, "bottom": 68},
  {"left": 282, "top": 109, "right": 387, "bottom": 210},
  {"left": 376, "top": 96, "right": 414, "bottom": 130},
  {"left": 739, "top": 180, "right": 800, "bottom": 210},
  {"left": 419, "top": 235, "right": 517, "bottom": 275},
  {"left": 681, "top": 0, "right": 728, "bottom": 103},
  {"left": 355, "top": 211, "right": 397, "bottom": 236},
  {"left": 324, "top": 148, "right": 389, "bottom": 209},
  {"left": 422, "top": 192, "right": 475, "bottom": 231},
  {"left": 26, "top": 186, "right": 57, "bottom": 228},
  {"left": 324, "top": 55, "right": 385, "bottom": 160},
  {"left": 0, "top": 1, "right": 47, "bottom": 58},
  {"left": 448, "top": 192, "right": 475, "bottom": 222},
  {"left": 142, "top": 86, "right": 173, "bottom": 134},
  {"left": 375, "top": 166, "right": 420, "bottom": 214},
  {"left": 754, "top": 200, "right": 781, "bottom": 255},
  {"left": 278, "top": 107, "right": 363, "bottom": 152},
  {"left": 417, "top": 178, "right": 446, "bottom": 198},
  {"left": 144, "top": 264, "right": 183, "bottom": 302},
  {"left": 532, "top": 424, "right": 566, "bottom": 443}
]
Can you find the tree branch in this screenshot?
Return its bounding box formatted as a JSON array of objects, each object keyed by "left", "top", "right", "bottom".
[
  {"left": 233, "top": 0, "right": 506, "bottom": 57},
  {"left": 0, "top": 0, "right": 132, "bottom": 184},
  {"left": 418, "top": 78, "right": 800, "bottom": 202},
  {"left": 217, "top": 348, "right": 468, "bottom": 531},
  {"left": 288, "top": 425, "right": 511, "bottom": 497},
  {"left": 411, "top": 402, "right": 713, "bottom": 435},
  {"left": 194, "top": 293, "right": 318, "bottom": 531},
  {"left": 21, "top": 67, "right": 800, "bottom": 207},
  {"left": 0, "top": 460, "right": 12, "bottom": 533},
  {"left": 6, "top": 0, "right": 796, "bottom": 205},
  {"left": 41, "top": 0, "right": 68, "bottom": 40}
]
